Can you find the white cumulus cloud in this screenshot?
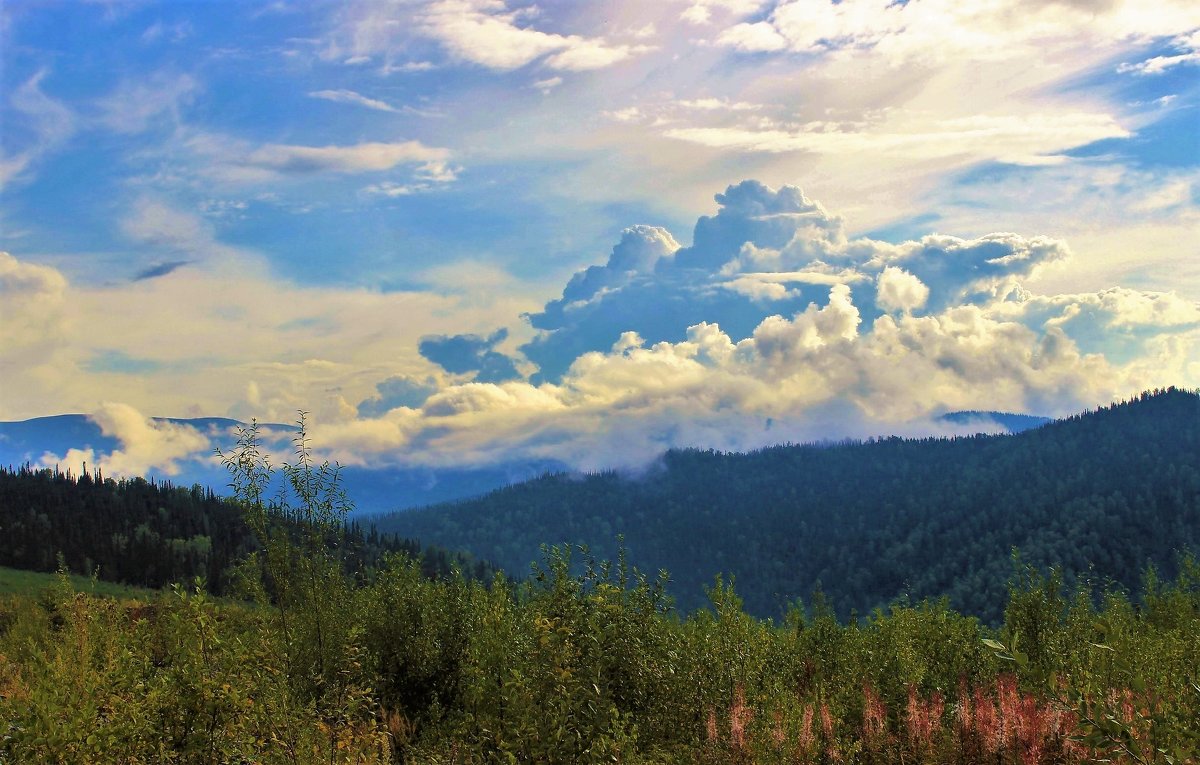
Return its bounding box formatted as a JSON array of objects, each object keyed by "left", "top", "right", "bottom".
[
  {"left": 304, "top": 181, "right": 1198, "bottom": 472},
  {"left": 876, "top": 266, "right": 930, "bottom": 314},
  {"left": 40, "top": 403, "right": 212, "bottom": 478}
]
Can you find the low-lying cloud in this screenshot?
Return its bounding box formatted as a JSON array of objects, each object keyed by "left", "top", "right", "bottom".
[{"left": 40, "top": 402, "right": 212, "bottom": 478}]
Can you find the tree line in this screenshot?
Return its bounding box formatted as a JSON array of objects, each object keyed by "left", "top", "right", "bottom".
[
  {"left": 378, "top": 387, "right": 1200, "bottom": 622},
  {"left": 0, "top": 463, "right": 494, "bottom": 594}
]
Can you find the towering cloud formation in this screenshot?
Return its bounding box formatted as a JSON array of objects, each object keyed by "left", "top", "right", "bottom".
[
  {"left": 318, "top": 181, "right": 1199, "bottom": 471},
  {"left": 520, "top": 181, "right": 1074, "bottom": 383}
]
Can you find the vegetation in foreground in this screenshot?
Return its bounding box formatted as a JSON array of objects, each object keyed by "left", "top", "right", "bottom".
[
  {"left": 2, "top": 418, "right": 1198, "bottom": 764},
  {"left": 2, "top": 545, "right": 1199, "bottom": 763},
  {"left": 0, "top": 566, "right": 157, "bottom": 600}
]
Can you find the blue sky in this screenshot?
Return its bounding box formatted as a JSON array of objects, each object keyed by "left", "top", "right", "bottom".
[{"left": 1, "top": 0, "right": 1198, "bottom": 477}]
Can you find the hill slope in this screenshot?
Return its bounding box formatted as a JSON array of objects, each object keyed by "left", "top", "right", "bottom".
[
  {"left": 378, "top": 388, "right": 1200, "bottom": 621},
  {"left": 0, "top": 465, "right": 497, "bottom": 594}
]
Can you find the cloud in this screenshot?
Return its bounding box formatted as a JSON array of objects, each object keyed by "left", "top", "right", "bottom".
[
  {"left": 299, "top": 180, "right": 1195, "bottom": 471},
  {"left": 522, "top": 224, "right": 682, "bottom": 380},
  {"left": 308, "top": 88, "right": 399, "bottom": 112},
  {"left": 357, "top": 375, "right": 438, "bottom": 417},
  {"left": 415, "top": 0, "right": 570, "bottom": 70},
  {"left": 716, "top": 22, "right": 788, "bottom": 52},
  {"left": 1119, "top": 50, "right": 1200, "bottom": 75},
  {"left": 0, "top": 70, "right": 76, "bottom": 190},
  {"left": 84, "top": 350, "right": 169, "bottom": 375},
  {"left": 246, "top": 140, "right": 452, "bottom": 175},
  {"left": 1118, "top": 29, "right": 1200, "bottom": 74},
  {"left": 361, "top": 181, "right": 428, "bottom": 197},
  {"left": 0, "top": 242, "right": 537, "bottom": 426},
  {"left": 96, "top": 72, "right": 198, "bottom": 134},
  {"left": 121, "top": 199, "right": 210, "bottom": 250},
  {"left": 273, "top": 0, "right": 1198, "bottom": 287},
  {"left": 116, "top": 197, "right": 251, "bottom": 276},
  {"left": 662, "top": 113, "right": 1130, "bottom": 166},
  {"left": 327, "top": 0, "right": 651, "bottom": 73},
  {"left": 416, "top": 0, "right": 652, "bottom": 72},
  {"left": 876, "top": 266, "right": 929, "bottom": 314},
  {"left": 719, "top": 0, "right": 1200, "bottom": 67},
  {"left": 533, "top": 76, "right": 563, "bottom": 94},
  {"left": 311, "top": 286, "right": 1181, "bottom": 472},
  {"left": 39, "top": 402, "right": 211, "bottom": 478},
  {"left": 380, "top": 61, "right": 436, "bottom": 74},
  {"left": 519, "top": 181, "right": 894, "bottom": 381},
  {"left": 0, "top": 251, "right": 68, "bottom": 356},
  {"left": 9, "top": 179, "right": 1196, "bottom": 476},
  {"left": 141, "top": 20, "right": 192, "bottom": 44},
  {"left": 132, "top": 261, "right": 191, "bottom": 281},
  {"left": 179, "top": 133, "right": 457, "bottom": 187},
  {"left": 677, "top": 98, "right": 764, "bottom": 112},
  {"left": 681, "top": 0, "right": 768, "bottom": 26},
  {"left": 419, "top": 329, "right": 522, "bottom": 383}
]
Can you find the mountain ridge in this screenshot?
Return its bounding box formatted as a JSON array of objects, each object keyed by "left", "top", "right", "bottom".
[
  {"left": 376, "top": 388, "right": 1200, "bottom": 622},
  {"left": 0, "top": 414, "right": 561, "bottom": 514},
  {"left": 0, "top": 408, "right": 1052, "bottom": 514}
]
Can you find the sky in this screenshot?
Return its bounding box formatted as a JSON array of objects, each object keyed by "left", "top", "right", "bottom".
[{"left": 1, "top": 0, "right": 1198, "bottom": 478}]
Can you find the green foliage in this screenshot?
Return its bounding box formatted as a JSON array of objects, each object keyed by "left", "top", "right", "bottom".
[
  {"left": 217, "top": 414, "right": 385, "bottom": 761},
  {"left": 3, "top": 540, "right": 1199, "bottom": 762},
  {"left": 0, "top": 456, "right": 494, "bottom": 597},
  {"left": 986, "top": 556, "right": 1200, "bottom": 765},
  {"left": 0, "top": 565, "right": 157, "bottom": 600}
]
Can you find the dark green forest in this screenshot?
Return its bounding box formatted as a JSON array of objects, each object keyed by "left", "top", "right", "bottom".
[
  {"left": 0, "top": 464, "right": 494, "bottom": 594},
  {"left": 377, "top": 388, "right": 1200, "bottom": 622}
]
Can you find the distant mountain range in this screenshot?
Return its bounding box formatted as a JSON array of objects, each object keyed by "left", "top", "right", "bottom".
[
  {"left": 375, "top": 388, "right": 1199, "bottom": 623},
  {"left": 0, "top": 409, "right": 1048, "bottom": 516},
  {"left": 0, "top": 414, "right": 563, "bottom": 514}
]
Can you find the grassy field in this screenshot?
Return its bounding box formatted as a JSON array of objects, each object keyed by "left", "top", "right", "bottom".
[{"left": 0, "top": 565, "right": 160, "bottom": 600}]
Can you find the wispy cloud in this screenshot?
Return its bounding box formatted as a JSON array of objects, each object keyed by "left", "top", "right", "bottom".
[
  {"left": 325, "top": 0, "right": 653, "bottom": 73},
  {"left": 0, "top": 70, "right": 76, "bottom": 190},
  {"left": 132, "top": 260, "right": 191, "bottom": 281},
  {"left": 96, "top": 71, "right": 198, "bottom": 134},
  {"left": 247, "top": 140, "right": 449, "bottom": 174},
  {"left": 181, "top": 134, "right": 458, "bottom": 186},
  {"left": 418, "top": 0, "right": 652, "bottom": 71},
  {"left": 1118, "top": 30, "right": 1200, "bottom": 75},
  {"left": 308, "top": 88, "right": 400, "bottom": 113},
  {"left": 663, "top": 112, "right": 1130, "bottom": 166}
]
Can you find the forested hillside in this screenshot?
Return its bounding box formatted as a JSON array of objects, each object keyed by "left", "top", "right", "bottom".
[
  {"left": 378, "top": 388, "right": 1200, "bottom": 621},
  {"left": 0, "top": 465, "right": 494, "bottom": 593}
]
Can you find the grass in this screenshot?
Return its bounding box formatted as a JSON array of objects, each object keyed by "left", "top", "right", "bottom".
[{"left": 0, "top": 565, "right": 160, "bottom": 600}]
